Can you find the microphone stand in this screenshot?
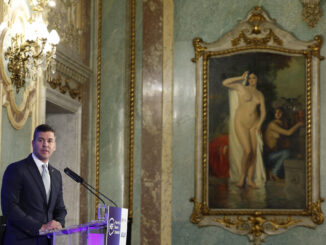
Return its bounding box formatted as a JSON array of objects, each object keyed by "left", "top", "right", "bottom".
[
  {"left": 64, "top": 167, "right": 117, "bottom": 207},
  {"left": 80, "top": 182, "right": 105, "bottom": 205},
  {"left": 83, "top": 182, "right": 118, "bottom": 207},
  {"left": 65, "top": 167, "right": 130, "bottom": 245}
]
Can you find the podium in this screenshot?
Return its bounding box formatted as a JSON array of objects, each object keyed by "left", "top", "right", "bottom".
[
  {"left": 42, "top": 220, "right": 107, "bottom": 245},
  {"left": 41, "top": 206, "right": 128, "bottom": 245}
]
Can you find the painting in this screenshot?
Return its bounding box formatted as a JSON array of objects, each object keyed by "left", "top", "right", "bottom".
[
  {"left": 208, "top": 53, "right": 306, "bottom": 209},
  {"left": 190, "top": 6, "right": 324, "bottom": 244}
]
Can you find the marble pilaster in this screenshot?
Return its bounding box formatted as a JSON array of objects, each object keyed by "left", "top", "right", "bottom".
[{"left": 141, "top": 0, "right": 163, "bottom": 244}]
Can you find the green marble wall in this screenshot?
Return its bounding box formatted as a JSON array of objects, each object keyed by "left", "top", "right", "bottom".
[
  {"left": 0, "top": 107, "right": 31, "bottom": 215},
  {"left": 173, "top": 0, "right": 326, "bottom": 244},
  {"left": 100, "top": 0, "right": 128, "bottom": 207},
  {"left": 100, "top": 1, "right": 143, "bottom": 242},
  {"left": 131, "top": 0, "right": 143, "bottom": 243},
  {"left": 100, "top": 0, "right": 326, "bottom": 244}
]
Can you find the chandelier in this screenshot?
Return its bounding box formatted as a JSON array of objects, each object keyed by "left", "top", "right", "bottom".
[{"left": 3, "top": 0, "right": 60, "bottom": 93}]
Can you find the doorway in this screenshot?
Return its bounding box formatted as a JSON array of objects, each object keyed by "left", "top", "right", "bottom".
[{"left": 46, "top": 88, "right": 82, "bottom": 227}]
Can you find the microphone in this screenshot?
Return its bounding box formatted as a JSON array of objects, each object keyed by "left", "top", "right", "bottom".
[
  {"left": 64, "top": 167, "right": 117, "bottom": 207},
  {"left": 64, "top": 167, "right": 84, "bottom": 183}
]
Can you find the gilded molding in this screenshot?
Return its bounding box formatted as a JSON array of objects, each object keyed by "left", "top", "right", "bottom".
[
  {"left": 247, "top": 11, "right": 267, "bottom": 34},
  {"left": 95, "top": 0, "right": 102, "bottom": 217},
  {"left": 231, "top": 29, "right": 283, "bottom": 47},
  {"left": 301, "top": 1, "right": 323, "bottom": 28},
  {"left": 306, "top": 55, "right": 312, "bottom": 211},
  {"left": 190, "top": 197, "right": 203, "bottom": 224},
  {"left": 311, "top": 199, "right": 325, "bottom": 224},
  {"left": 229, "top": 7, "right": 283, "bottom": 47},
  {"left": 215, "top": 213, "right": 301, "bottom": 239},
  {"left": 128, "top": 0, "right": 136, "bottom": 219},
  {"left": 2, "top": 88, "right": 36, "bottom": 129},
  {"left": 0, "top": 5, "right": 37, "bottom": 130},
  {"left": 202, "top": 54, "right": 208, "bottom": 212},
  {"left": 230, "top": 7, "right": 283, "bottom": 47},
  {"left": 308, "top": 35, "right": 324, "bottom": 59},
  {"left": 45, "top": 49, "right": 91, "bottom": 102},
  {"left": 47, "top": 74, "right": 81, "bottom": 100},
  {"left": 191, "top": 38, "right": 207, "bottom": 62}
]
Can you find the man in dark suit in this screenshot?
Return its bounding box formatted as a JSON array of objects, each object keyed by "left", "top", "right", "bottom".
[{"left": 1, "top": 124, "right": 67, "bottom": 245}]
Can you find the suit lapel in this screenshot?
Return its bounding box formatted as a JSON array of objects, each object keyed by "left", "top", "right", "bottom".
[{"left": 26, "top": 154, "right": 48, "bottom": 204}]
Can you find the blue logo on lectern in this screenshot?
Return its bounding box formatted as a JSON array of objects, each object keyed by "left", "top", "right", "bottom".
[{"left": 106, "top": 206, "right": 128, "bottom": 244}]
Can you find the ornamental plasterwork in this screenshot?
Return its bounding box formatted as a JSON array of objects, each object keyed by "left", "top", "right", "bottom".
[
  {"left": 46, "top": 0, "right": 83, "bottom": 54},
  {"left": 191, "top": 6, "right": 323, "bottom": 244},
  {"left": 44, "top": 0, "right": 90, "bottom": 100},
  {"left": 0, "top": 1, "right": 38, "bottom": 129},
  {"left": 45, "top": 50, "right": 91, "bottom": 101},
  {"left": 0, "top": 0, "right": 89, "bottom": 130},
  {"left": 301, "top": 0, "right": 323, "bottom": 28},
  {"left": 47, "top": 73, "right": 81, "bottom": 101}
]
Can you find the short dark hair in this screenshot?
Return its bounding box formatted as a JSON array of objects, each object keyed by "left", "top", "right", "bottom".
[{"left": 33, "top": 124, "right": 56, "bottom": 140}]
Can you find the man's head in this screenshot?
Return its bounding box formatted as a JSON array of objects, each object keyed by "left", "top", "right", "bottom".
[{"left": 32, "top": 124, "right": 56, "bottom": 163}]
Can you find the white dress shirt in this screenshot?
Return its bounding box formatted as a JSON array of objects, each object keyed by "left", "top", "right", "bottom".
[{"left": 32, "top": 153, "right": 51, "bottom": 182}]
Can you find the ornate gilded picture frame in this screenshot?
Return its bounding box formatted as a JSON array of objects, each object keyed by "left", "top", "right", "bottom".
[{"left": 190, "top": 6, "right": 324, "bottom": 244}]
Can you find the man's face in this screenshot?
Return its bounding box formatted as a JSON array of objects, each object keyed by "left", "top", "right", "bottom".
[{"left": 32, "top": 131, "right": 56, "bottom": 163}]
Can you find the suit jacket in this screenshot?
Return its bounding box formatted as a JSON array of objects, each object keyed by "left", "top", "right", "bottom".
[{"left": 1, "top": 154, "right": 67, "bottom": 245}]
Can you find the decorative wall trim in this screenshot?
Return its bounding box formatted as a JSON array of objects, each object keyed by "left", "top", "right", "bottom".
[
  {"left": 2, "top": 88, "right": 36, "bottom": 129},
  {"left": 0, "top": 3, "right": 37, "bottom": 130},
  {"left": 301, "top": 0, "right": 323, "bottom": 28},
  {"left": 95, "top": 0, "right": 102, "bottom": 217},
  {"left": 161, "top": 0, "right": 173, "bottom": 244},
  {"left": 46, "top": 50, "right": 91, "bottom": 101},
  {"left": 128, "top": 0, "right": 136, "bottom": 220},
  {"left": 47, "top": 87, "right": 82, "bottom": 113},
  {"left": 47, "top": 74, "right": 81, "bottom": 101}
]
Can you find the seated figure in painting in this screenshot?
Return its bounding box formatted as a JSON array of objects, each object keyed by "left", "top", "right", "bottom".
[{"left": 263, "top": 107, "right": 304, "bottom": 181}]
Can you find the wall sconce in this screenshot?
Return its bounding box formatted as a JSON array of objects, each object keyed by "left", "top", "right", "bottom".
[{"left": 3, "top": 0, "right": 59, "bottom": 93}]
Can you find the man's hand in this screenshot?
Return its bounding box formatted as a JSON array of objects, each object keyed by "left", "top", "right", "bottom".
[{"left": 40, "top": 220, "right": 62, "bottom": 232}]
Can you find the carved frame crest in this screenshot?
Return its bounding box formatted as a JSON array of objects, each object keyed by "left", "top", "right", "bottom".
[{"left": 191, "top": 6, "right": 324, "bottom": 244}]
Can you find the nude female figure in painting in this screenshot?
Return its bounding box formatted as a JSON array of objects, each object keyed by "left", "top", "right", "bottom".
[{"left": 222, "top": 71, "right": 266, "bottom": 188}]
